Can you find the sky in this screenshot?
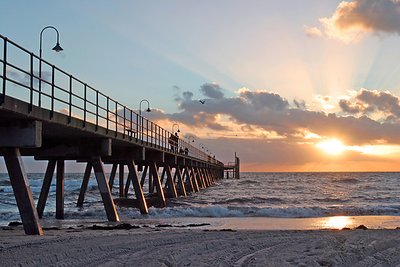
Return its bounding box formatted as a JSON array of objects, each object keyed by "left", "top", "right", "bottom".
[{"left": 1, "top": 0, "right": 400, "bottom": 172}]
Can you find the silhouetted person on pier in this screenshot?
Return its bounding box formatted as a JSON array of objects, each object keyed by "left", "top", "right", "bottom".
[{"left": 169, "top": 133, "right": 179, "bottom": 152}]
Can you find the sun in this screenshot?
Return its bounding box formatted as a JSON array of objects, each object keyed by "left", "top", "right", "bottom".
[{"left": 316, "top": 139, "right": 346, "bottom": 155}]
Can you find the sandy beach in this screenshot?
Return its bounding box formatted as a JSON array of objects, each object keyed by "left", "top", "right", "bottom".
[{"left": 2, "top": 222, "right": 400, "bottom": 266}]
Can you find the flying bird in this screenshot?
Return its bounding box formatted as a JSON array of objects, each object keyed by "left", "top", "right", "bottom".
[{"left": 199, "top": 100, "right": 206, "bottom": 104}]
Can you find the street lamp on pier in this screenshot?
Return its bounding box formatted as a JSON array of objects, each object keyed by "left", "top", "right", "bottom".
[
  {"left": 187, "top": 135, "right": 195, "bottom": 143},
  {"left": 172, "top": 123, "right": 180, "bottom": 135},
  {"left": 139, "top": 99, "right": 151, "bottom": 116},
  {"left": 38, "top": 26, "right": 64, "bottom": 107}
]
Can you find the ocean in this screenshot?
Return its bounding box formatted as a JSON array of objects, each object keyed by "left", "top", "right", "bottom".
[{"left": 1, "top": 172, "right": 400, "bottom": 227}]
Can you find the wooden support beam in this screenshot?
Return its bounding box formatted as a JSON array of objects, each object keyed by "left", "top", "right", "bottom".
[
  {"left": 164, "top": 165, "right": 178, "bottom": 198},
  {"left": 3, "top": 148, "right": 43, "bottom": 235},
  {"left": 174, "top": 167, "right": 187, "bottom": 197},
  {"left": 119, "top": 163, "right": 124, "bottom": 198},
  {"left": 56, "top": 160, "right": 65, "bottom": 219},
  {"left": 127, "top": 161, "right": 148, "bottom": 214},
  {"left": 108, "top": 163, "right": 117, "bottom": 191},
  {"left": 77, "top": 162, "right": 92, "bottom": 207},
  {"left": 37, "top": 160, "right": 56, "bottom": 218},
  {"left": 150, "top": 162, "right": 166, "bottom": 207},
  {"left": 91, "top": 157, "right": 119, "bottom": 222}
]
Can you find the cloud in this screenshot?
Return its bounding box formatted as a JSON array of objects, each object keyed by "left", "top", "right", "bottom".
[
  {"left": 161, "top": 83, "right": 400, "bottom": 146},
  {"left": 319, "top": 0, "right": 400, "bottom": 42},
  {"left": 304, "top": 26, "right": 323, "bottom": 38},
  {"left": 238, "top": 88, "right": 289, "bottom": 111},
  {"left": 200, "top": 83, "right": 224, "bottom": 99},
  {"left": 7, "top": 69, "right": 51, "bottom": 88},
  {"left": 339, "top": 89, "right": 400, "bottom": 118}
]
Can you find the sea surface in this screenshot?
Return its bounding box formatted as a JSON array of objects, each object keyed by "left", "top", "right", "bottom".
[{"left": 1, "top": 172, "right": 400, "bottom": 226}]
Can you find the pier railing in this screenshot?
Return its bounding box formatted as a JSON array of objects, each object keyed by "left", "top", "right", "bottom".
[{"left": 0, "top": 34, "right": 221, "bottom": 165}]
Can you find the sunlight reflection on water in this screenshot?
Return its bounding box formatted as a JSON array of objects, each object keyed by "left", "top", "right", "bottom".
[{"left": 321, "top": 216, "right": 353, "bottom": 229}]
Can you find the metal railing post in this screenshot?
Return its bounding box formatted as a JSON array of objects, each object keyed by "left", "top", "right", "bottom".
[
  {"left": 50, "top": 65, "right": 55, "bottom": 119},
  {"left": 83, "top": 84, "right": 87, "bottom": 127},
  {"left": 1, "top": 37, "right": 7, "bottom": 105},
  {"left": 68, "top": 75, "right": 72, "bottom": 123},
  {"left": 29, "top": 53, "right": 33, "bottom": 112},
  {"left": 146, "top": 120, "right": 149, "bottom": 143},
  {"left": 106, "top": 96, "right": 109, "bottom": 133},
  {"left": 130, "top": 109, "right": 133, "bottom": 140},
  {"left": 115, "top": 101, "right": 118, "bottom": 137},
  {"left": 95, "top": 90, "right": 99, "bottom": 131},
  {"left": 136, "top": 113, "right": 139, "bottom": 141},
  {"left": 123, "top": 106, "right": 126, "bottom": 138}
]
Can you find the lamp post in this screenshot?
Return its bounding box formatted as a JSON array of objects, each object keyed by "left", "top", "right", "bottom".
[
  {"left": 187, "top": 135, "right": 195, "bottom": 143},
  {"left": 199, "top": 143, "right": 205, "bottom": 150},
  {"left": 38, "top": 26, "right": 63, "bottom": 107},
  {"left": 138, "top": 99, "right": 151, "bottom": 139},
  {"left": 172, "top": 123, "right": 180, "bottom": 135},
  {"left": 139, "top": 99, "right": 151, "bottom": 116}
]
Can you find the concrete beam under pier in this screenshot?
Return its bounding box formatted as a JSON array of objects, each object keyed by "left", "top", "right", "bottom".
[{"left": 0, "top": 121, "right": 42, "bottom": 148}]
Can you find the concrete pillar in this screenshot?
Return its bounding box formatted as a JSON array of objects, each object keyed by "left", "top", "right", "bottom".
[
  {"left": 165, "top": 165, "right": 178, "bottom": 198},
  {"left": 108, "top": 163, "right": 117, "bottom": 192},
  {"left": 119, "top": 163, "right": 124, "bottom": 197},
  {"left": 139, "top": 165, "right": 148, "bottom": 187},
  {"left": 148, "top": 166, "right": 154, "bottom": 194},
  {"left": 56, "top": 159, "right": 65, "bottom": 219},
  {"left": 174, "top": 167, "right": 187, "bottom": 197},
  {"left": 37, "top": 160, "right": 56, "bottom": 218},
  {"left": 150, "top": 162, "right": 166, "bottom": 207},
  {"left": 127, "top": 161, "right": 148, "bottom": 214},
  {"left": 183, "top": 167, "right": 194, "bottom": 192},
  {"left": 3, "top": 148, "right": 43, "bottom": 235},
  {"left": 91, "top": 157, "right": 119, "bottom": 222},
  {"left": 77, "top": 162, "right": 92, "bottom": 207}
]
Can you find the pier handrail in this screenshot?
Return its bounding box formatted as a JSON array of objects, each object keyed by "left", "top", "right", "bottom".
[{"left": 0, "top": 34, "right": 223, "bottom": 166}]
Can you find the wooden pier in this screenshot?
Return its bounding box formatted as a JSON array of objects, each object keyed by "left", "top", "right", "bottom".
[{"left": 0, "top": 34, "right": 232, "bottom": 235}]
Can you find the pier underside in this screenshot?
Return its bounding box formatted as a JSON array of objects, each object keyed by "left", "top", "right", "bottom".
[{"left": 0, "top": 96, "right": 224, "bottom": 235}]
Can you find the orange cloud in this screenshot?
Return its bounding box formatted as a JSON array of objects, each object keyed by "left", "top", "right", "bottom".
[{"left": 318, "top": 0, "right": 400, "bottom": 43}]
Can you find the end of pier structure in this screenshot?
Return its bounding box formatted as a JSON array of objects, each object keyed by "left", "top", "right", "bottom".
[{"left": 223, "top": 152, "right": 240, "bottom": 179}]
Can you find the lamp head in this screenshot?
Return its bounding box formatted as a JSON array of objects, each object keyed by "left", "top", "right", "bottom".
[
  {"left": 52, "top": 42, "right": 63, "bottom": 52},
  {"left": 146, "top": 107, "right": 151, "bottom": 112},
  {"left": 177, "top": 129, "right": 180, "bottom": 133}
]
